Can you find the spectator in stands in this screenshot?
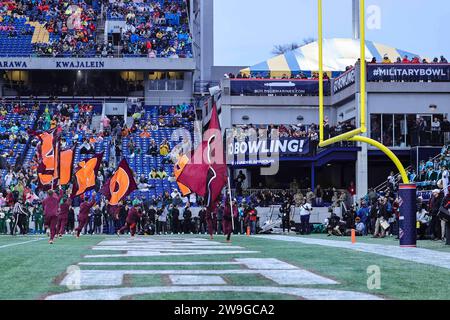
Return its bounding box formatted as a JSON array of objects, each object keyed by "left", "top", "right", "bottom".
[
  {"left": 431, "top": 117, "right": 441, "bottom": 145},
  {"left": 102, "top": 116, "right": 111, "bottom": 131},
  {"left": 411, "top": 56, "right": 421, "bottom": 64},
  {"left": 234, "top": 170, "right": 246, "bottom": 196},
  {"left": 429, "top": 189, "right": 444, "bottom": 240},
  {"left": 159, "top": 139, "right": 170, "bottom": 156},
  {"left": 314, "top": 185, "right": 323, "bottom": 206},
  {"left": 127, "top": 138, "right": 136, "bottom": 156},
  {"left": 150, "top": 122, "right": 159, "bottom": 131},
  {"left": 305, "top": 188, "right": 315, "bottom": 204},
  {"left": 149, "top": 168, "right": 158, "bottom": 180},
  {"left": 382, "top": 54, "right": 392, "bottom": 64},
  {"left": 80, "top": 138, "right": 94, "bottom": 154},
  {"left": 139, "top": 128, "right": 151, "bottom": 138},
  {"left": 122, "top": 125, "right": 130, "bottom": 137},
  {"left": 147, "top": 139, "right": 158, "bottom": 156},
  {"left": 157, "top": 168, "right": 167, "bottom": 180},
  {"left": 158, "top": 116, "right": 166, "bottom": 127}
]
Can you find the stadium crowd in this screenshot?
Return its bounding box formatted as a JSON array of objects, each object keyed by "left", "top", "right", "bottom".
[
  {"left": 0, "top": 0, "right": 100, "bottom": 57},
  {"left": 225, "top": 71, "right": 331, "bottom": 81},
  {"left": 411, "top": 145, "right": 450, "bottom": 190},
  {"left": 374, "top": 54, "right": 448, "bottom": 65},
  {"left": 0, "top": 0, "right": 193, "bottom": 58},
  {"left": 107, "top": 0, "right": 192, "bottom": 58}
]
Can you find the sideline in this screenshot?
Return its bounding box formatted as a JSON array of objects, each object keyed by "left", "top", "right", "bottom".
[{"left": 256, "top": 235, "right": 450, "bottom": 270}]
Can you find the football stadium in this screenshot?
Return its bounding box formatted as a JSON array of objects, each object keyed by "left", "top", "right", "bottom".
[{"left": 0, "top": 0, "right": 449, "bottom": 306}]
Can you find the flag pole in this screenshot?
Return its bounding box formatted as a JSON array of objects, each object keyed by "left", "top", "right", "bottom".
[
  {"left": 51, "top": 131, "right": 58, "bottom": 191},
  {"left": 53, "top": 132, "right": 61, "bottom": 191},
  {"left": 227, "top": 166, "right": 234, "bottom": 231}
]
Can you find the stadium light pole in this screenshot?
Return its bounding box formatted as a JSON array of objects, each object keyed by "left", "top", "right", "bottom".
[{"left": 352, "top": 0, "right": 360, "bottom": 40}]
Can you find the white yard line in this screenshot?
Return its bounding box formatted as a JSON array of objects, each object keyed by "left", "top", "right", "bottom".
[
  {"left": 0, "top": 238, "right": 46, "bottom": 249},
  {"left": 78, "top": 261, "right": 242, "bottom": 266},
  {"left": 257, "top": 235, "right": 450, "bottom": 270},
  {"left": 46, "top": 286, "right": 382, "bottom": 300}
]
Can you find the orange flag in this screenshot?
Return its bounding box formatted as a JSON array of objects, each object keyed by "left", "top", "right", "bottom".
[
  {"left": 71, "top": 153, "right": 103, "bottom": 198},
  {"left": 38, "top": 129, "right": 56, "bottom": 173},
  {"left": 174, "top": 154, "right": 191, "bottom": 196},
  {"left": 37, "top": 129, "right": 58, "bottom": 190},
  {"left": 59, "top": 146, "right": 75, "bottom": 186},
  {"left": 100, "top": 159, "right": 137, "bottom": 206}
]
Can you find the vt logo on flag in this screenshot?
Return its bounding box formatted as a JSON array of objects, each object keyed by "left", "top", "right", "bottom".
[
  {"left": 37, "top": 129, "right": 59, "bottom": 190},
  {"left": 71, "top": 153, "right": 103, "bottom": 198},
  {"left": 100, "top": 159, "right": 137, "bottom": 206},
  {"left": 38, "top": 129, "right": 56, "bottom": 173}
]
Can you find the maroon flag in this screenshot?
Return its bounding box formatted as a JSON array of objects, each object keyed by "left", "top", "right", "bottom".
[
  {"left": 37, "top": 162, "right": 56, "bottom": 191},
  {"left": 177, "top": 104, "right": 227, "bottom": 209},
  {"left": 100, "top": 159, "right": 137, "bottom": 206}
]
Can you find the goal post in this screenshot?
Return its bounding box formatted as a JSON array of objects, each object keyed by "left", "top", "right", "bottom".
[
  {"left": 316, "top": 0, "right": 409, "bottom": 185},
  {"left": 318, "top": 0, "right": 366, "bottom": 148}
]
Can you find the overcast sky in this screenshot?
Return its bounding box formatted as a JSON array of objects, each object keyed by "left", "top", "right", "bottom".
[{"left": 214, "top": 0, "right": 450, "bottom": 66}]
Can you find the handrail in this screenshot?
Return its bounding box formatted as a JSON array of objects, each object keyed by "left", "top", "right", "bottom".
[
  {"left": 372, "top": 148, "right": 444, "bottom": 193},
  {"left": 230, "top": 188, "right": 348, "bottom": 198},
  {"left": 0, "top": 53, "right": 193, "bottom": 59}
]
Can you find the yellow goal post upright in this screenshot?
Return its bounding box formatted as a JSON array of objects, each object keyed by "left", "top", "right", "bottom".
[{"left": 317, "top": 0, "right": 409, "bottom": 184}]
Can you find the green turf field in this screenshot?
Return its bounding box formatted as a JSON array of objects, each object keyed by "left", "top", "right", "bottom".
[{"left": 0, "top": 234, "right": 449, "bottom": 300}]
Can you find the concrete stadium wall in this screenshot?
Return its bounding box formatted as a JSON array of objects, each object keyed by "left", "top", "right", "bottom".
[
  {"left": 188, "top": 206, "right": 330, "bottom": 224},
  {"left": 335, "top": 100, "right": 357, "bottom": 123},
  {"left": 144, "top": 72, "right": 193, "bottom": 105},
  {"left": 229, "top": 106, "right": 333, "bottom": 127},
  {"left": 367, "top": 92, "right": 450, "bottom": 115}
]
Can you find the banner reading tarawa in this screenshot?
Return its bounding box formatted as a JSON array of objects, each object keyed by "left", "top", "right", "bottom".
[
  {"left": 227, "top": 137, "right": 310, "bottom": 165},
  {"left": 230, "top": 79, "right": 330, "bottom": 96},
  {"left": 367, "top": 64, "right": 450, "bottom": 82}
]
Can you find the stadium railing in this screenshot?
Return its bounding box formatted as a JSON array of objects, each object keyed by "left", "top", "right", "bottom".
[{"left": 372, "top": 146, "right": 448, "bottom": 194}]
